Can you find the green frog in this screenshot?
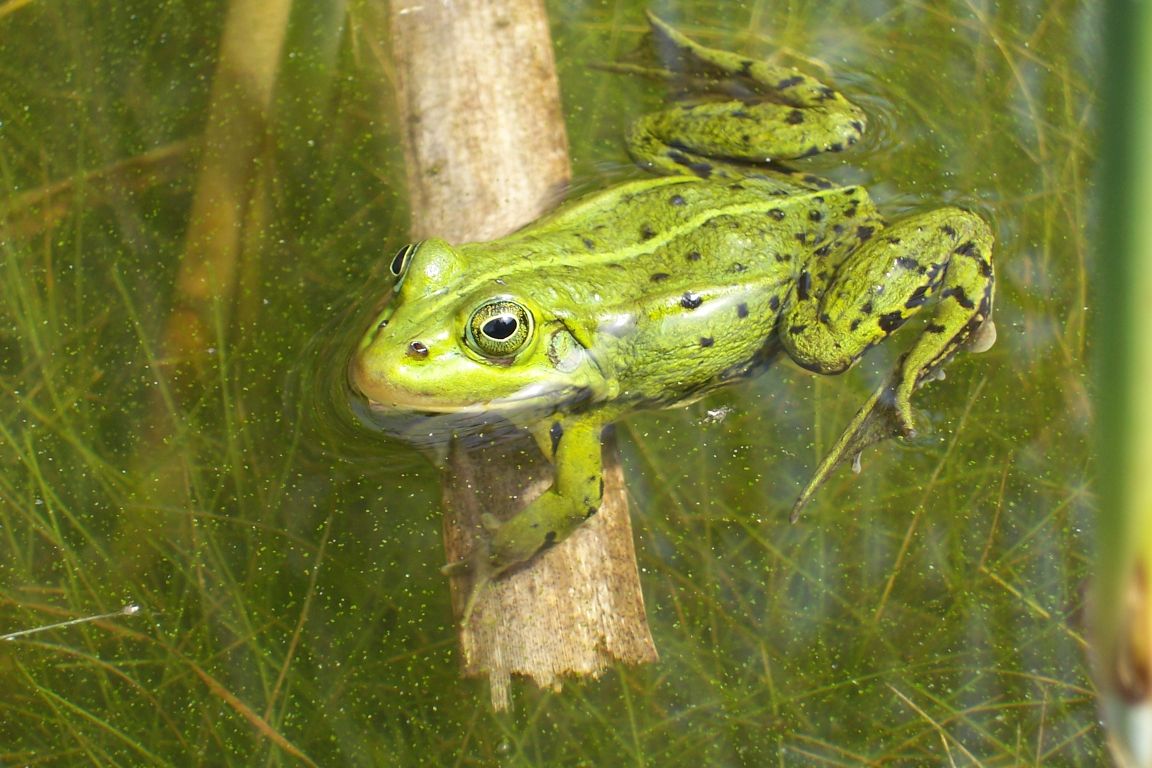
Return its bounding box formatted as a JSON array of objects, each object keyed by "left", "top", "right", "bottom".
[{"left": 351, "top": 13, "right": 996, "bottom": 617}]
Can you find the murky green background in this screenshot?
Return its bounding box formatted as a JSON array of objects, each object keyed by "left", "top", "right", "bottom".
[{"left": 0, "top": 0, "right": 1099, "bottom": 764}]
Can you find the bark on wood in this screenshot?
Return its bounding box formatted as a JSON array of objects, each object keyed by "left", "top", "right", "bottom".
[{"left": 387, "top": 0, "right": 658, "bottom": 710}]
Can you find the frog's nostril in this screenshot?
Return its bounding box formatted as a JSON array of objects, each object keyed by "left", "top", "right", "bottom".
[{"left": 406, "top": 341, "right": 429, "bottom": 359}]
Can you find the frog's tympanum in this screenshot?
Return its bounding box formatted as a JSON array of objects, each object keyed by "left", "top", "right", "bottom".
[{"left": 351, "top": 14, "right": 996, "bottom": 617}]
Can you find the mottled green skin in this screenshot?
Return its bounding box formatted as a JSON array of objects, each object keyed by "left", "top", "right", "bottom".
[
  {"left": 357, "top": 179, "right": 886, "bottom": 416},
  {"left": 351, "top": 14, "right": 996, "bottom": 615}
]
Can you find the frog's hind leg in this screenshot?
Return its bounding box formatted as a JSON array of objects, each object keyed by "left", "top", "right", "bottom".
[
  {"left": 781, "top": 207, "right": 995, "bottom": 519},
  {"left": 627, "top": 13, "right": 866, "bottom": 181},
  {"left": 642, "top": 11, "right": 864, "bottom": 124}
]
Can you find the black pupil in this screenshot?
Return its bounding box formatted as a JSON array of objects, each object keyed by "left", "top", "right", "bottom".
[
  {"left": 390, "top": 246, "right": 410, "bottom": 275},
  {"left": 482, "top": 315, "right": 517, "bottom": 340}
]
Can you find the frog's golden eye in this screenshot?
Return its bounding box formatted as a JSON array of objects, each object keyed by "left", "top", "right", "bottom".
[
  {"left": 466, "top": 299, "right": 534, "bottom": 359},
  {"left": 389, "top": 242, "right": 420, "bottom": 278}
]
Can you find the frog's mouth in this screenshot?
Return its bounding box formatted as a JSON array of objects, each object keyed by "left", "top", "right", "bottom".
[
  {"left": 357, "top": 380, "right": 596, "bottom": 417},
  {"left": 351, "top": 379, "right": 597, "bottom": 446},
  {"left": 348, "top": 347, "right": 592, "bottom": 407}
]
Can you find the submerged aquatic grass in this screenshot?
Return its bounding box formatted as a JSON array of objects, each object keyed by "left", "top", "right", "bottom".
[{"left": 0, "top": 0, "right": 1101, "bottom": 764}]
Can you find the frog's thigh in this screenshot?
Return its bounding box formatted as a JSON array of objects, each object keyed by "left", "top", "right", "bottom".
[
  {"left": 485, "top": 419, "right": 604, "bottom": 571},
  {"left": 629, "top": 101, "right": 864, "bottom": 170},
  {"left": 782, "top": 207, "right": 994, "bottom": 378}
]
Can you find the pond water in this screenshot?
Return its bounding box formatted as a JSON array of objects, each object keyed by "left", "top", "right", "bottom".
[{"left": 0, "top": 0, "right": 1100, "bottom": 764}]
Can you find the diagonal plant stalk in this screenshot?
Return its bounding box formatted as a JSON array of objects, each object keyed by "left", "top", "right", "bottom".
[
  {"left": 387, "top": 0, "right": 658, "bottom": 710},
  {"left": 118, "top": 0, "right": 293, "bottom": 576},
  {"left": 165, "top": 0, "right": 292, "bottom": 378}
]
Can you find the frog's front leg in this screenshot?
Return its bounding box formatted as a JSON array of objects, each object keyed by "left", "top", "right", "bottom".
[
  {"left": 488, "top": 418, "right": 604, "bottom": 569},
  {"left": 446, "top": 418, "right": 604, "bottom": 622},
  {"left": 781, "top": 207, "right": 995, "bottom": 518}
]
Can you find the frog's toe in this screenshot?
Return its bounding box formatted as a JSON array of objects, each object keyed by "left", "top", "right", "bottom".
[
  {"left": 459, "top": 572, "right": 494, "bottom": 627},
  {"left": 922, "top": 368, "right": 946, "bottom": 385},
  {"left": 891, "top": 382, "right": 920, "bottom": 436},
  {"left": 968, "top": 318, "right": 997, "bottom": 354},
  {"left": 442, "top": 541, "right": 500, "bottom": 625},
  {"left": 441, "top": 558, "right": 470, "bottom": 576},
  {"left": 442, "top": 525, "right": 496, "bottom": 577}
]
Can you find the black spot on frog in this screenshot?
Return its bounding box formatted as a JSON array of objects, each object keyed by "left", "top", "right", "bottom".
[{"left": 681, "top": 292, "right": 704, "bottom": 310}]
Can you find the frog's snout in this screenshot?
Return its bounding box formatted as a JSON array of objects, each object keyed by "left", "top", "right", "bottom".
[{"left": 351, "top": 334, "right": 464, "bottom": 413}]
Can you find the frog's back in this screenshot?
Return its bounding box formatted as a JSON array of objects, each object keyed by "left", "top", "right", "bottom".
[
  {"left": 466, "top": 176, "right": 883, "bottom": 408},
  {"left": 476, "top": 177, "right": 878, "bottom": 296}
]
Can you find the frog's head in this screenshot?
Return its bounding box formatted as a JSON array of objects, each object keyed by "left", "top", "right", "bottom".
[{"left": 350, "top": 239, "right": 610, "bottom": 426}]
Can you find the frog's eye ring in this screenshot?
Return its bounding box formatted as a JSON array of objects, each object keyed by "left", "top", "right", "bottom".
[
  {"left": 466, "top": 299, "right": 534, "bottom": 359},
  {"left": 389, "top": 242, "right": 420, "bottom": 278}
]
